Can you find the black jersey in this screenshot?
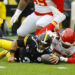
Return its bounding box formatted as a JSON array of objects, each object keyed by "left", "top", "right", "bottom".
[{"left": 16, "top": 35, "right": 52, "bottom": 63}]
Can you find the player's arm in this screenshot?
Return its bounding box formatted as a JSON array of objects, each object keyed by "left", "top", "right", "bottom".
[
  {"left": 8, "top": 40, "right": 18, "bottom": 62},
  {"left": 60, "top": 53, "right": 75, "bottom": 63},
  {"left": 8, "top": 36, "right": 28, "bottom": 62},
  {"left": 10, "top": 0, "right": 29, "bottom": 25},
  {"left": 41, "top": 54, "right": 59, "bottom": 64},
  {"left": 18, "top": 0, "right": 29, "bottom": 11},
  {"left": 8, "top": 40, "right": 24, "bottom": 62},
  {"left": 67, "top": 53, "right": 75, "bottom": 63}
]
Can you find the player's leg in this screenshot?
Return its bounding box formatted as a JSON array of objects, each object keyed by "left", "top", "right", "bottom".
[
  {"left": 0, "top": 50, "right": 10, "bottom": 59},
  {"left": 36, "top": 15, "right": 60, "bottom": 35},
  {"left": 17, "top": 13, "right": 41, "bottom": 37},
  {"left": 35, "top": 15, "right": 53, "bottom": 35},
  {"left": 35, "top": 7, "right": 66, "bottom": 35},
  {"left": 0, "top": 38, "right": 13, "bottom": 50},
  {"left": 0, "top": 38, "right": 13, "bottom": 59},
  {"left": 36, "top": 15, "right": 53, "bottom": 28},
  {"left": 0, "top": 50, "right": 8, "bottom": 59}
]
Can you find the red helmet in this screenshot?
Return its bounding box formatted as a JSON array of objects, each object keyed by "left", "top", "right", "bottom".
[{"left": 60, "top": 28, "right": 75, "bottom": 45}]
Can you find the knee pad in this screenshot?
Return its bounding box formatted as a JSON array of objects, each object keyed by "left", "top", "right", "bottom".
[{"left": 17, "top": 29, "right": 28, "bottom": 37}]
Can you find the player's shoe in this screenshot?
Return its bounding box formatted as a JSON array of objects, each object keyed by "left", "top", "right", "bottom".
[{"left": 0, "top": 50, "right": 8, "bottom": 59}]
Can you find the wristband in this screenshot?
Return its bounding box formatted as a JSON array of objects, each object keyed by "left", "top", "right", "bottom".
[
  {"left": 14, "top": 9, "right": 22, "bottom": 17},
  {"left": 60, "top": 56, "right": 68, "bottom": 62},
  {"left": 10, "top": 50, "right": 16, "bottom": 53}
]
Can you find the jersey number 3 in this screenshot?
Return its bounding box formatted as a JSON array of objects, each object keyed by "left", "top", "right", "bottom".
[{"left": 33, "top": 0, "right": 47, "bottom": 6}]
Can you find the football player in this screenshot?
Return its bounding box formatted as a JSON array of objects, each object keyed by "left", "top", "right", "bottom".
[
  {"left": 10, "top": 0, "right": 66, "bottom": 38},
  {"left": 42, "top": 28, "right": 75, "bottom": 64},
  {"left": 0, "top": 32, "right": 59, "bottom": 64},
  {"left": 0, "top": 0, "right": 8, "bottom": 33}
]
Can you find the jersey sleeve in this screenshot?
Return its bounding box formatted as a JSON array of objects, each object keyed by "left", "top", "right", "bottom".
[
  {"left": 67, "top": 53, "right": 75, "bottom": 63},
  {"left": 17, "top": 39, "right": 25, "bottom": 47},
  {"left": 17, "top": 35, "right": 32, "bottom": 47}
]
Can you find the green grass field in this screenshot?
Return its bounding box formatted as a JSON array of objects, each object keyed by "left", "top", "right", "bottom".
[
  {"left": 2, "top": 18, "right": 73, "bottom": 75},
  {"left": 1, "top": 0, "right": 75, "bottom": 74},
  {"left": 0, "top": 58, "right": 75, "bottom": 75},
  {"left": 0, "top": 36, "right": 75, "bottom": 75}
]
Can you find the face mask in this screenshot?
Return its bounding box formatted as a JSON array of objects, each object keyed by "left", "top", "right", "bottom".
[
  {"left": 36, "top": 42, "right": 49, "bottom": 53},
  {"left": 36, "top": 48, "right": 44, "bottom": 53}
]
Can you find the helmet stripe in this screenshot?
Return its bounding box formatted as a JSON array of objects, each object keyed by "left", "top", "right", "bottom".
[{"left": 44, "top": 33, "right": 48, "bottom": 42}]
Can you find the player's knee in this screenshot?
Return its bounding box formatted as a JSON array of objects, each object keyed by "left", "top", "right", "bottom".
[
  {"left": 41, "top": 54, "right": 50, "bottom": 64},
  {"left": 17, "top": 29, "right": 27, "bottom": 37},
  {"left": 36, "top": 20, "right": 47, "bottom": 29},
  {"left": 36, "top": 21, "right": 43, "bottom": 28},
  {"left": 36, "top": 23, "right": 43, "bottom": 29},
  {"left": 17, "top": 29, "right": 23, "bottom": 37}
]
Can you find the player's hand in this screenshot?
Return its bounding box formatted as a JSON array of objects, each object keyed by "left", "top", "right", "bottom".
[
  {"left": 8, "top": 56, "right": 17, "bottom": 63},
  {"left": 65, "top": 50, "right": 72, "bottom": 57},
  {"left": 10, "top": 14, "right": 19, "bottom": 26},
  {"left": 10, "top": 9, "right": 22, "bottom": 26},
  {"left": 62, "top": 49, "right": 72, "bottom": 57},
  {"left": 49, "top": 54, "right": 59, "bottom": 64}
]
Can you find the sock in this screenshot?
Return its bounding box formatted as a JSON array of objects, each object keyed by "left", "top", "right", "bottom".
[
  {"left": 35, "top": 29, "right": 41, "bottom": 36},
  {"left": 0, "top": 50, "right": 8, "bottom": 59},
  {"left": 6, "top": 52, "right": 10, "bottom": 58},
  {"left": 36, "top": 21, "right": 57, "bottom": 36},
  {"left": 55, "top": 29, "right": 60, "bottom": 32}
]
